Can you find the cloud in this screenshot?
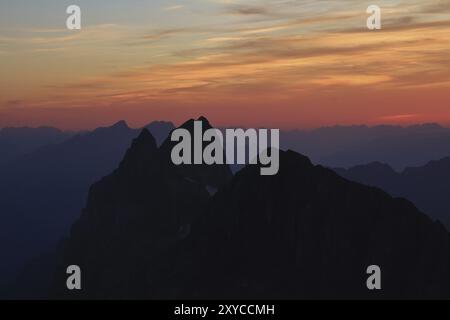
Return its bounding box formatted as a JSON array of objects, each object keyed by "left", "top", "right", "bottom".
[
  {"left": 163, "top": 5, "right": 185, "bottom": 11},
  {"left": 420, "top": 0, "right": 450, "bottom": 13},
  {"left": 3, "top": 0, "right": 450, "bottom": 125},
  {"left": 224, "top": 4, "right": 270, "bottom": 16},
  {"left": 37, "top": 11, "right": 450, "bottom": 107},
  {"left": 1, "top": 100, "right": 24, "bottom": 109},
  {"left": 377, "top": 114, "right": 422, "bottom": 122}
]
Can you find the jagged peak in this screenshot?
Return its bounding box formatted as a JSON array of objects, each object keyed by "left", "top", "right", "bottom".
[
  {"left": 177, "top": 117, "right": 213, "bottom": 130},
  {"left": 197, "top": 116, "right": 211, "bottom": 125},
  {"left": 403, "top": 156, "right": 450, "bottom": 175},
  {"left": 111, "top": 120, "right": 129, "bottom": 129},
  {"left": 134, "top": 128, "right": 157, "bottom": 148},
  {"left": 117, "top": 128, "right": 157, "bottom": 171}
]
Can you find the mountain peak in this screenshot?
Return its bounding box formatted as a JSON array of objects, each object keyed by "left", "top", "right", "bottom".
[
  {"left": 118, "top": 128, "right": 157, "bottom": 171},
  {"left": 197, "top": 116, "right": 210, "bottom": 125},
  {"left": 49, "top": 137, "right": 450, "bottom": 299},
  {"left": 177, "top": 117, "right": 212, "bottom": 131},
  {"left": 159, "top": 117, "right": 232, "bottom": 188},
  {"left": 134, "top": 128, "right": 157, "bottom": 149},
  {"left": 143, "top": 121, "right": 175, "bottom": 146},
  {"left": 403, "top": 156, "right": 450, "bottom": 175},
  {"left": 111, "top": 120, "right": 129, "bottom": 130}
]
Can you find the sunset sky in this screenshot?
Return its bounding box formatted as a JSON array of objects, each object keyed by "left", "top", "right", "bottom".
[{"left": 0, "top": 0, "right": 450, "bottom": 130}]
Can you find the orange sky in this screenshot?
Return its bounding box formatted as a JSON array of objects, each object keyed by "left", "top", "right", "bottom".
[{"left": 1, "top": 0, "right": 450, "bottom": 130}]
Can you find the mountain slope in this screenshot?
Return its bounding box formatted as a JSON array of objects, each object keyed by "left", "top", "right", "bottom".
[
  {"left": 280, "top": 123, "right": 450, "bottom": 170},
  {"left": 170, "top": 151, "right": 450, "bottom": 299},
  {"left": 0, "top": 126, "right": 73, "bottom": 165},
  {"left": 49, "top": 127, "right": 450, "bottom": 299},
  {"left": 0, "top": 120, "right": 174, "bottom": 288},
  {"left": 52, "top": 127, "right": 224, "bottom": 298},
  {"left": 159, "top": 116, "right": 233, "bottom": 189},
  {"left": 335, "top": 158, "right": 450, "bottom": 228}
]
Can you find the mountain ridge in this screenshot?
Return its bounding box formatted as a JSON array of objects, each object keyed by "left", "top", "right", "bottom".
[
  {"left": 335, "top": 157, "right": 450, "bottom": 229},
  {"left": 45, "top": 119, "right": 450, "bottom": 299},
  {"left": 0, "top": 120, "right": 175, "bottom": 289}
]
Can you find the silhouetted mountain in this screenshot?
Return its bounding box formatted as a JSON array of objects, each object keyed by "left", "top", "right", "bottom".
[
  {"left": 0, "top": 120, "right": 174, "bottom": 289},
  {"left": 51, "top": 128, "right": 214, "bottom": 299},
  {"left": 48, "top": 122, "right": 450, "bottom": 299},
  {"left": 144, "top": 121, "right": 174, "bottom": 147},
  {"left": 159, "top": 116, "right": 233, "bottom": 189},
  {"left": 0, "top": 126, "right": 73, "bottom": 165},
  {"left": 281, "top": 123, "right": 450, "bottom": 170},
  {"left": 335, "top": 157, "right": 450, "bottom": 229}
]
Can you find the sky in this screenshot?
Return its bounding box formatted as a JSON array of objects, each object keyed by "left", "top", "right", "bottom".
[{"left": 0, "top": 0, "right": 449, "bottom": 130}]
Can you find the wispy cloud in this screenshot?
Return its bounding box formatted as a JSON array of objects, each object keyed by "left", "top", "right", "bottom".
[
  {"left": 420, "top": 0, "right": 450, "bottom": 13},
  {"left": 2, "top": 0, "right": 450, "bottom": 127},
  {"left": 163, "top": 4, "right": 185, "bottom": 11},
  {"left": 223, "top": 4, "right": 270, "bottom": 16}
]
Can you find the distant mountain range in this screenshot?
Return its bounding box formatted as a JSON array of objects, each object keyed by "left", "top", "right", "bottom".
[
  {"left": 0, "top": 126, "right": 74, "bottom": 166},
  {"left": 3, "top": 119, "right": 450, "bottom": 299},
  {"left": 3, "top": 122, "right": 450, "bottom": 171},
  {"left": 0, "top": 120, "right": 174, "bottom": 288},
  {"left": 281, "top": 123, "right": 450, "bottom": 170},
  {"left": 6, "top": 118, "right": 450, "bottom": 299},
  {"left": 335, "top": 158, "right": 450, "bottom": 229}
]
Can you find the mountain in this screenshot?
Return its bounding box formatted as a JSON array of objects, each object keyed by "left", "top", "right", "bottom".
[
  {"left": 144, "top": 121, "right": 175, "bottom": 147},
  {"left": 0, "top": 120, "right": 174, "bottom": 289},
  {"left": 49, "top": 118, "right": 232, "bottom": 299},
  {"left": 0, "top": 126, "right": 73, "bottom": 165},
  {"left": 159, "top": 117, "right": 233, "bottom": 189},
  {"left": 280, "top": 123, "right": 450, "bottom": 170},
  {"left": 46, "top": 120, "right": 450, "bottom": 299},
  {"left": 335, "top": 157, "right": 450, "bottom": 229}
]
